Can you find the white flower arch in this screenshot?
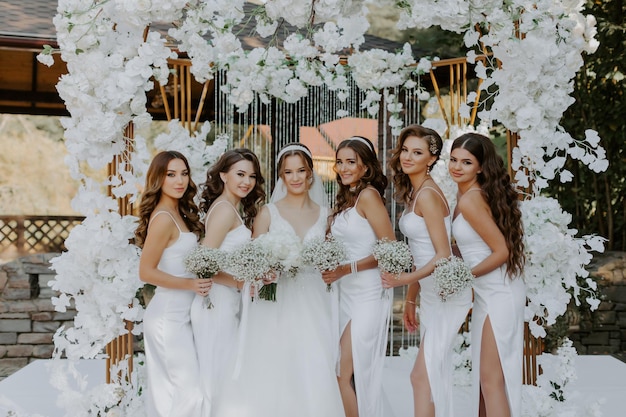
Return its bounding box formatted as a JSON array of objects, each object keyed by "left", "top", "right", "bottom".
[{"left": 36, "top": 1, "right": 607, "bottom": 415}]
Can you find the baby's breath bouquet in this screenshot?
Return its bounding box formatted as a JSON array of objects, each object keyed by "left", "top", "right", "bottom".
[
  {"left": 226, "top": 240, "right": 274, "bottom": 300},
  {"left": 372, "top": 238, "right": 413, "bottom": 275},
  {"left": 184, "top": 246, "right": 227, "bottom": 309},
  {"left": 372, "top": 238, "right": 413, "bottom": 298},
  {"left": 433, "top": 256, "right": 474, "bottom": 302},
  {"left": 254, "top": 230, "right": 303, "bottom": 301},
  {"left": 301, "top": 235, "right": 347, "bottom": 292}
]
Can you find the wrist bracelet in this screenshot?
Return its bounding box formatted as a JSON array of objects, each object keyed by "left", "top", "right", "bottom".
[
  {"left": 405, "top": 300, "right": 416, "bottom": 305},
  {"left": 350, "top": 260, "right": 358, "bottom": 275}
]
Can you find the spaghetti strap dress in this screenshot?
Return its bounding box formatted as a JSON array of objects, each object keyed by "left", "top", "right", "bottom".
[
  {"left": 143, "top": 211, "right": 206, "bottom": 417},
  {"left": 399, "top": 187, "right": 472, "bottom": 417},
  {"left": 330, "top": 190, "right": 392, "bottom": 417},
  {"left": 214, "top": 204, "right": 345, "bottom": 417},
  {"left": 190, "top": 201, "right": 251, "bottom": 414},
  {"left": 452, "top": 206, "right": 526, "bottom": 417}
]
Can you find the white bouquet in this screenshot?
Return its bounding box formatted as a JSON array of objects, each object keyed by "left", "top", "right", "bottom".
[
  {"left": 301, "top": 235, "right": 347, "bottom": 292},
  {"left": 254, "top": 230, "right": 303, "bottom": 301},
  {"left": 184, "top": 246, "right": 228, "bottom": 309},
  {"left": 226, "top": 240, "right": 274, "bottom": 288},
  {"left": 433, "top": 256, "right": 474, "bottom": 302},
  {"left": 372, "top": 238, "right": 413, "bottom": 299},
  {"left": 372, "top": 238, "right": 413, "bottom": 275}
]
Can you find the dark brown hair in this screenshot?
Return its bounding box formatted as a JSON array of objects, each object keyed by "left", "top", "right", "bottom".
[
  {"left": 134, "top": 151, "right": 203, "bottom": 248},
  {"left": 329, "top": 136, "right": 387, "bottom": 227},
  {"left": 199, "top": 148, "right": 265, "bottom": 228},
  {"left": 389, "top": 125, "right": 443, "bottom": 204},
  {"left": 451, "top": 133, "right": 525, "bottom": 276}
]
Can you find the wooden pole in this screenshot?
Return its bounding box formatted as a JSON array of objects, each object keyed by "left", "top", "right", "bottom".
[{"left": 105, "top": 124, "right": 135, "bottom": 383}]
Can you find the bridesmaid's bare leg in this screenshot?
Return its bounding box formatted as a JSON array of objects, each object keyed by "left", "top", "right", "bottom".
[
  {"left": 479, "top": 389, "right": 486, "bottom": 417},
  {"left": 410, "top": 337, "right": 434, "bottom": 417},
  {"left": 338, "top": 322, "right": 358, "bottom": 417},
  {"left": 479, "top": 316, "right": 510, "bottom": 417}
]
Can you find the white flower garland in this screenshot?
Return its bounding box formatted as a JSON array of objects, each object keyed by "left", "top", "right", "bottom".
[
  {"left": 30, "top": 0, "right": 608, "bottom": 415},
  {"left": 521, "top": 196, "right": 605, "bottom": 338}
]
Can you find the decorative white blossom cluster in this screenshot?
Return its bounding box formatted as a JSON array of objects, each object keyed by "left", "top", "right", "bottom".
[
  {"left": 522, "top": 338, "right": 602, "bottom": 417},
  {"left": 47, "top": 355, "right": 146, "bottom": 416},
  {"left": 462, "top": 1, "right": 607, "bottom": 192},
  {"left": 49, "top": 212, "right": 143, "bottom": 359},
  {"left": 521, "top": 196, "right": 605, "bottom": 339}
]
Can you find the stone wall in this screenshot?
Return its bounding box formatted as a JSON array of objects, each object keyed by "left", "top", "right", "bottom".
[
  {"left": 568, "top": 251, "right": 626, "bottom": 355},
  {"left": 0, "top": 253, "right": 75, "bottom": 380}
]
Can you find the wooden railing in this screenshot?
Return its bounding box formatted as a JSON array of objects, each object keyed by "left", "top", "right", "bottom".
[{"left": 0, "top": 215, "right": 84, "bottom": 256}]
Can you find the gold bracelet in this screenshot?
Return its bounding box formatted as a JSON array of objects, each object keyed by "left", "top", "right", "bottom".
[{"left": 405, "top": 300, "right": 416, "bottom": 305}]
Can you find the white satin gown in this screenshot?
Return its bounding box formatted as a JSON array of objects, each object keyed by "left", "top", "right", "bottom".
[
  {"left": 330, "top": 190, "right": 392, "bottom": 417},
  {"left": 143, "top": 211, "right": 206, "bottom": 417},
  {"left": 452, "top": 209, "right": 526, "bottom": 417},
  {"left": 399, "top": 187, "right": 472, "bottom": 417},
  {"left": 214, "top": 203, "right": 345, "bottom": 417},
  {"left": 190, "top": 201, "right": 250, "bottom": 414}
]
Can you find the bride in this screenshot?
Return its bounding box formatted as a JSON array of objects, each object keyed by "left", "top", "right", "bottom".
[{"left": 214, "top": 143, "right": 345, "bottom": 417}]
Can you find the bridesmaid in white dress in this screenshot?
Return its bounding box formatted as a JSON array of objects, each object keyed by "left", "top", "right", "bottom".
[
  {"left": 322, "top": 136, "right": 396, "bottom": 417},
  {"left": 190, "top": 149, "right": 265, "bottom": 414},
  {"left": 214, "top": 143, "right": 345, "bottom": 417},
  {"left": 449, "top": 133, "right": 526, "bottom": 417},
  {"left": 381, "top": 125, "right": 472, "bottom": 417},
  {"left": 136, "top": 151, "right": 210, "bottom": 417}
]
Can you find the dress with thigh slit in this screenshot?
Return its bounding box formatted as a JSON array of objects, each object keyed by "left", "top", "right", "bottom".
[
  {"left": 143, "top": 211, "right": 206, "bottom": 417},
  {"left": 400, "top": 187, "right": 472, "bottom": 417},
  {"left": 452, "top": 213, "right": 525, "bottom": 417},
  {"left": 330, "top": 193, "right": 392, "bottom": 417}
]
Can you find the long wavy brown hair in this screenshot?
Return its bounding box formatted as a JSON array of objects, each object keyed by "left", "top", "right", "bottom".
[
  {"left": 328, "top": 136, "right": 387, "bottom": 229},
  {"left": 134, "top": 151, "right": 203, "bottom": 248},
  {"left": 199, "top": 148, "right": 265, "bottom": 229},
  {"left": 388, "top": 125, "right": 443, "bottom": 204},
  {"left": 451, "top": 133, "right": 525, "bottom": 277}
]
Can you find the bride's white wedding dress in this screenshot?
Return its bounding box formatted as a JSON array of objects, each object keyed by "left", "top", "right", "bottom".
[{"left": 214, "top": 203, "right": 345, "bottom": 417}]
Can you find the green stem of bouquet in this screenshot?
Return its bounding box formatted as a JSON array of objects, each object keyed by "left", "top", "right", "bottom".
[
  {"left": 200, "top": 274, "right": 215, "bottom": 309},
  {"left": 259, "top": 282, "right": 277, "bottom": 302}
]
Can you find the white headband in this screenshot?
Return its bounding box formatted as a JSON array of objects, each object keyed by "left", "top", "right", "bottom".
[
  {"left": 347, "top": 136, "right": 375, "bottom": 153},
  {"left": 277, "top": 144, "right": 312, "bottom": 161}
]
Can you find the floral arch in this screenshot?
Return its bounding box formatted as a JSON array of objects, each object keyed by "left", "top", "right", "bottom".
[{"left": 35, "top": 0, "right": 608, "bottom": 415}]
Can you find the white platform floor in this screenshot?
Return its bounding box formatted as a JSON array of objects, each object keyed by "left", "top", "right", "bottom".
[{"left": 1, "top": 355, "right": 624, "bottom": 416}]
